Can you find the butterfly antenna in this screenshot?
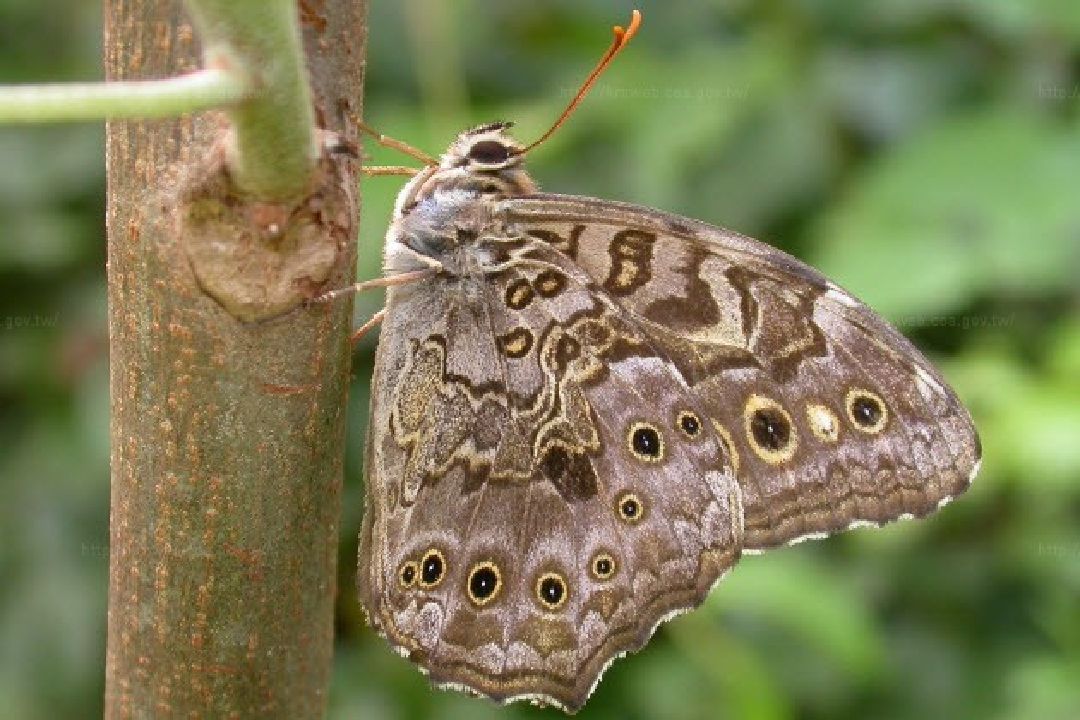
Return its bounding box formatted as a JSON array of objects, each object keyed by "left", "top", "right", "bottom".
[{"left": 521, "top": 9, "right": 642, "bottom": 155}]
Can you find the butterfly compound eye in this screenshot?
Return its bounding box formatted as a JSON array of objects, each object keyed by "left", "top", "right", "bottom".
[{"left": 468, "top": 139, "right": 512, "bottom": 166}]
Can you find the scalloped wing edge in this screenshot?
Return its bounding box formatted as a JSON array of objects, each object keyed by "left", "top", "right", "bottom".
[{"left": 364, "top": 564, "right": 737, "bottom": 714}]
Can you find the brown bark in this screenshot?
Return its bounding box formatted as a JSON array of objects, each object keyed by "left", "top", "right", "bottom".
[{"left": 103, "top": 2, "right": 367, "bottom": 717}]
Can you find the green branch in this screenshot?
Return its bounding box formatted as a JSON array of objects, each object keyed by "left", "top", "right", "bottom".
[
  {"left": 0, "top": 69, "right": 247, "bottom": 123},
  {"left": 0, "top": 0, "right": 318, "bottom": 200},
  {"left": 185, "top": 0, "right": 318, "bottom": 199}
]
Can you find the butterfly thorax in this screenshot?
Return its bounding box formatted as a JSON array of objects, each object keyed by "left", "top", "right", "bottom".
[{"left": 386, "top": 123, "right": 536, "bottom": 277}]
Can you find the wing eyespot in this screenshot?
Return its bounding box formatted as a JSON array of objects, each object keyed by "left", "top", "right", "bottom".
[
  {"left": 466, "top": 561, "right": 502, "bottom": 606},
  {"left": 627, "top": 421, "right": 664, "bottom": 462},
  {"left": 806, "top": 403, "right": 840, "bottom": 443},
  {"left": 744, "top": 395, "right": 798, "bottom": 464},
  {"left": 846, "top": 388, "right": 888, "bottom": 434},
  {"left": 677, "top": 410, "right": 702, "bottom": 439},
  {"left": 590, "top": 552, "right": 617, "bottom": 580},
  {"left": 398, "top": 560, "right": 418, "bottom": 589},
  {"left": 535, "top": 572, "right": 569, "bottom": 611},
  {"left": 419, "top": 548, "right": 447, "bottom": 588},
  {"left": 615, "top": 492, "right": 645, "bottom": 523}
]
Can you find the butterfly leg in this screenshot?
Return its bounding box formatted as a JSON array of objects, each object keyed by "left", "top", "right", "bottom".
[
  {"left": 351, "top": 308, "right": 386, "bottom": 345},
  {"left": 363, "top": 165, "right": 422, "bottom": 177},
  {"left": 310, "top": 267, "right": 441, "bottom": 304},
  {"left": 350, "top": 117, "right": 438, "bottom": 166}
]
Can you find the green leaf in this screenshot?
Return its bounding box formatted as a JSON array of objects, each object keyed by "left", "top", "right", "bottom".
[
  {"left": 810, "top": 111, "right": 1080, "bottom": 319},
  {"left": 706, "top": 552, "right": 885, "bottom": 677}
]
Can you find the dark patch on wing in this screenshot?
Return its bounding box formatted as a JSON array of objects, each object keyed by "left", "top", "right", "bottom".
[
  {"left": 603, "top": 229, "right": 656, "bottom": 296},
  {"left": 725, "top": 266, "right": 760, "bottom": 340},
  {"left": 527, "top": 224, "right": 584, "bottom": 260},
  {"left": 724, "top": 266, "right": 828, "bottom": 382},
  {"left": 641, "top": 245, "right": 720, "bottom": 330},
  {"left": 540, "top": 445, "right": 598, "bottom": 502}
]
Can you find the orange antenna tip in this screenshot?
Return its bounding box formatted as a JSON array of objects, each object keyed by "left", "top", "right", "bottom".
[
  {"left": 521, "top": 9, "right": 643, "bottom": 154},
  {"left": 616, "top": 9, "right": 643, "bottom": 43}
]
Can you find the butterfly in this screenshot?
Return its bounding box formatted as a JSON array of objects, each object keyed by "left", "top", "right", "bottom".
[{"left": 334, "top": 10, "right": 981, "bottom": 713}]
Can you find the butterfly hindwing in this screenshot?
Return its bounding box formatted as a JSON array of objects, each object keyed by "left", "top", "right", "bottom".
[{"left": 359, "top": 240, "right": 742, "bottom": 711}]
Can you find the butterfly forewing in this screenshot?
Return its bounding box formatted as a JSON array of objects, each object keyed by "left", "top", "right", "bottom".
[{"left": 496, "top": 194, "right": 981, "bottom": 549}]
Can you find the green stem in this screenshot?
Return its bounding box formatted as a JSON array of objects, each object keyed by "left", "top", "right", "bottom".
[
  {"left": 0, "top": 69, "right": 247, "bottom": 123},
  {"left": 185, "top": 0, "right": 319, "bottom": 200}
]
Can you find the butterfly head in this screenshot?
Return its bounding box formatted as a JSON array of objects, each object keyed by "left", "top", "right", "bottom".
[
  {"left": 445, "top": 122, "right": 523, "bottom": 169},
  {"left": 435, "top": 121, "right": 538, "bottom": 197}
]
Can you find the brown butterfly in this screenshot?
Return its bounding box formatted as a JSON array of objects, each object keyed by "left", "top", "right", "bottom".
[{"left": 332, "top": 10, "right": 980, "bottom": 712}]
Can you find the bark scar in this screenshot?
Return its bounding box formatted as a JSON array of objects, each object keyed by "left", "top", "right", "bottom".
[{"left": 177, "top": 132, "right": 354, "bottom": 322}]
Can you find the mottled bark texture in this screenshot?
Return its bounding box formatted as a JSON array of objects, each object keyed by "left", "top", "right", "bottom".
[{"left": 103, "top": 1, "right": 367, "bottom": 717}]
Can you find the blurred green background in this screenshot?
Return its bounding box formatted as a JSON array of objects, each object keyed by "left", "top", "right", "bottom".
[{"left": 1, "top": 0, "right": 1078, "bottom": 718}]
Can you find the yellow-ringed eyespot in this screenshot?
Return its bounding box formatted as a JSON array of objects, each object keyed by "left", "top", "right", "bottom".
[
  {"left": 845, "top": 388, "right": 888, "bottom": 434},
  {"left": 743, "top": 395, "right": 798, "bottom": 464},
  {"left": 536, "top": 572, "right": 569, "bottom": 611},
  {"left": 616, "top": 492, "right": 645, "bottom": 523},
  {"left": 418, "top": 548, "right": 446, "bottom": 588},
  {"left": 398, "top": 560, "right": 418, "bottom": 588},
  {"left": 466, "top": 561, "right": 502, "bottom": 606},
  {"left": 590, "top": 552, "right": 617, "bottom": 580},
  {"left": 677, "top": 410, "right": 703, "bottom": 439},
  {"left": 627, "top": 421, "right": 664, "bottom": 462}
]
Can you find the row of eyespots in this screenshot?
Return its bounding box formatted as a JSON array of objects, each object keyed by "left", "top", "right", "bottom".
[
  {"left": 618, "top": 411, "right": 708, "bottom": 522},
  {"left": 396, "top": 421, "right": 666, "bottom": 604},
  {"left": 398, "top": 548, "right": 447, "bottom": 590},
  {"left": 806, "top": 390, "right": 888, "bottom": 440},
  {"left": 625, "top": 408, "right": 706, "bottom": 465},
  {"left": 626, "top": 410, "right": 708, "bottom": 455},
  {"left": 631, "top": 408, "right": 709, "bottom": 450},
  {"left": 398, "top": 549, "right": 620, "bottom": 611},
  {"left": 742, "top": 388, "right": 890, "bottom": 463},
  {"left": 620, "top": 390, "right": 888, "bottom": 471}
]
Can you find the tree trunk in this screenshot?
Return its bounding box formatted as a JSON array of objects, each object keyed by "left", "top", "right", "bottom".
[{"left": 103, "top": 2, "right": 367, "bottom": 717}]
